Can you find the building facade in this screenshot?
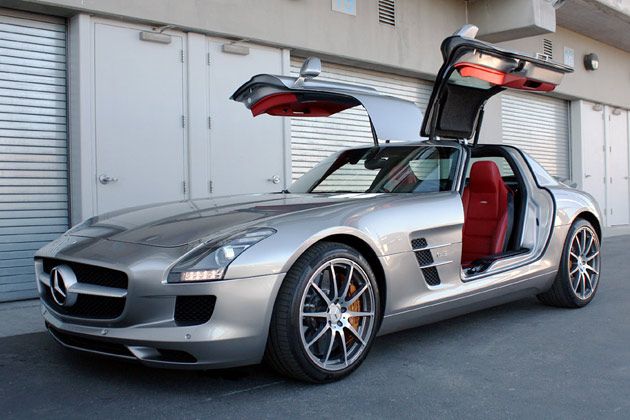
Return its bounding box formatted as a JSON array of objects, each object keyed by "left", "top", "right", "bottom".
[{"left": 1, "top": 0, "right": 629, "bottom": 301}]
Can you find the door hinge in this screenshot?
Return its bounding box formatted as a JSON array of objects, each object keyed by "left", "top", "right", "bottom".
[
  {"left": 207, "top": 53, "right": 211, "bottom": 65},
  {"left": 208, "top": 180, "right": 213, "bottom": 193},
  {"left": 182, "top": 181, "right": 187, "bottom": 194},
  {"left": 208, "top": 116, "right": 212, "bottom": 129},
  {"left": 181, "top": 115, "right": 186, "bottom": 128},
  {"left": 180, "top": 49, "right": 185, "bottom": 63},
  {"left": 610, "top": 208, "right": 614, "bottom": 215}
]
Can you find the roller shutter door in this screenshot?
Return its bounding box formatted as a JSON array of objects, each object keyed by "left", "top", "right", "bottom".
[
  {"left": 290, "top": 58, "right": 433, "bottom": 181},
  {"left": 0, "top": 10, "right": 68, "bottom": 302},
  {"left": 501, "top": 91, "right": 570, "bottom": 180}
]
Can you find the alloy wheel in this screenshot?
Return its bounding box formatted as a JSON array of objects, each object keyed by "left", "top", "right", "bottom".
[
  {"left": 568, "top": 226, "right": 601, "bottom": 300},
  {"left": 299, "top": 258, "right": 376, "bottom": 371}
]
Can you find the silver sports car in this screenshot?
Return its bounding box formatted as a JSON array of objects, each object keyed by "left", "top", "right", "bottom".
[{"left": 35, "top": 26, "right": 602, "bottom": 382}]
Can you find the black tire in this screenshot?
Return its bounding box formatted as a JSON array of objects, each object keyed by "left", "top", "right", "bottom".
[
  {"left": 537, "top": 218, "right": 601, "bottom": 308},
  {"left": 265, "top": 241, "right": 381, "bottom": 383}
]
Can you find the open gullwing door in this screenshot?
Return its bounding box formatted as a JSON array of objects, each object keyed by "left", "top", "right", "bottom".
[
  {"left": 421, "top": 24, "right": 573, "bottom": 144},
  {"left": 230, "top": 57, "right": 423, "bottom": 144}
]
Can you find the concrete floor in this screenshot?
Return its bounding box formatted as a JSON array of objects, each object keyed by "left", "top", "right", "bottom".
[{"left": 1, "top": 235, "right": 628, "bottom": 419}]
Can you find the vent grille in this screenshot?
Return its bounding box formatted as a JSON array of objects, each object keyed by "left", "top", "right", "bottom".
[
  {"left": 422, "top": 267, "right": 441, "bottom": 286},
  {"left": 42, "top": 259, "right": 128, "bottom": 289},
  {"left": 378, "top": 0, "right": 396, "bottom": 26},
  {"left": 543, "top": 39, "right": 553, "bottom": 59},
  {"left": 411, "top": 238, "right": 428, "bottom": 250},
  {"left": 415, "top": 250, "right": 434, "bottom": 267},
  {"left": 410, "top": 238, "right": 441, "bottom": 286},
  {"left": 174, "top": 295, "right": 216, "bottom": 326}
]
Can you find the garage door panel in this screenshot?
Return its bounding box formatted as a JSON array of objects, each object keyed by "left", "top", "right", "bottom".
[
  {"left": 0, "top": 28, "right": 66, "bottom": 45},
  {"left": 0, "top": 10, "right": 67, "bottom": 302},
  {"left": 0, "top": 87, "right": 66, "bottom": 102},
  {"left": 0, "top": 46, "right": 65, "bottom": 63},
  {"left": 501, "top": 91, "right": 570, "bottom": 180},
  {"left": 0, "top": 249, "right": 43, "bottom": 260},
  {"left": 0, "top": 71, "right": 66, "bottom": 87},
  {"left": 0, "top": 63, "right": 65, "bottom": 79},
  {"left": 0, "top": 209, "right": 66, "bottom": 219},
  {"left": 0, "top": 54, "right": 66, "bottom": 71},
  {"left": 0, "top": 280, "right": 38, "bottom": 293}
]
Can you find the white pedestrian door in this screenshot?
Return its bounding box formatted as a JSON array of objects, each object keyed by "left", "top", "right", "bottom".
[
  {"left": 208, "top": 41, "right": 286, "bottom": 194},
  {"left": 94, "top": 23, "right": 186, "bottom": 214},
  {"left": 605, "top": 106, "right": 629, "bottom": 226},
  {"left": 580, "top": 104, "right": 606, "bottom": 214}
]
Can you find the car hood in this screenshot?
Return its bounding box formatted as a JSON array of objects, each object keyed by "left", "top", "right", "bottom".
[{"left": 69, "top": 193, "right": 382, "bottom": 248}]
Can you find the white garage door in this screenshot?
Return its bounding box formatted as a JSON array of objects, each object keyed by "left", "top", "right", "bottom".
[
  {"left": 290, "top": 58, "right": 433, "bottom": 181},
  {"left": 501, "top": 91, "right": 570, "bottom": 180},
  {"left": 0, "top": 10, "right": 67, "bottom": 302}
]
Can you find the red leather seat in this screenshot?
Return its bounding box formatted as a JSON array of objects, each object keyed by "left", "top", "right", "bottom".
[{"left": 461, "top": 161, "right": 512, "bottom": 266}]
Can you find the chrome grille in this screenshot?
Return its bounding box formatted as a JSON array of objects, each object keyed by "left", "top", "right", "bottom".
[{"left": 38, "top": 258, "right": 127, "bottom": 319}]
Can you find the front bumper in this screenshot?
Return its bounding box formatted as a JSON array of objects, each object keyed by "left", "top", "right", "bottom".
[{"left": 42, "top": 272, "right": 285, "bottom": 369}]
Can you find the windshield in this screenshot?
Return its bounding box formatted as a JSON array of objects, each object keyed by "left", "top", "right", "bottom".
[{"left": 289, "top": 145, "right": 461, "bottom": 194}]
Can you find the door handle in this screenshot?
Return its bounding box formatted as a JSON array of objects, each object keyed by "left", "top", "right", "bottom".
[
  {"left": 268, "top": 175, "right": 281, "bottom": 184},
  {"left": 584, "top": 174, "right": 591, "bottom": 178},
  {"left": 98, "top": 174, "right": 118, "bottom": 185}
]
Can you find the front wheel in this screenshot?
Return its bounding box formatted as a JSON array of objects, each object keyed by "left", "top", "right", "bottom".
[
  {"left": 537, "top": 218, "right": 602, "bottom": 308},
  {"left": 265, "top": 242, "right": 381, "bottom": 382}
]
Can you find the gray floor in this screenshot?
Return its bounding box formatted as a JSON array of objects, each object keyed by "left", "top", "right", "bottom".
[{"left": 1, "top": 235, "right": 629, "bottom": 419}]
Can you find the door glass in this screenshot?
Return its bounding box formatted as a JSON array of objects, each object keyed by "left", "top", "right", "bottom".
[{"left": 466, "top": 156, "right": 514, "bottom": 178}]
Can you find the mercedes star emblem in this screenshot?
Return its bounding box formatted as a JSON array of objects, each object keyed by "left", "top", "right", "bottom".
[{"left": 50, "top": 265, "right": 78, "bottom": 307}]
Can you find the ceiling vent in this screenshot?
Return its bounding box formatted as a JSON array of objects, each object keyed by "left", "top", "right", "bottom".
[
  {"left": 378, "top": 0, "right": 396, "bottom": 27},
  {"left": 543, "top": 38, "right": 553, "bottom": 59}
]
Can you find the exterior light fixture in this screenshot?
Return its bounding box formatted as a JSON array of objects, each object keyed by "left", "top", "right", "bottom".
[{"left": 583, "top": 53, "right": 599, "bottom": 71}]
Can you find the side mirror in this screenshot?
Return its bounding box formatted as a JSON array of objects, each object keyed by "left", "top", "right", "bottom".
[
  {"left": 453, "top": 24, "right": 479, "bottom": 39},
  {"left": 299, "top": 57, "right": 321, "bottom": 79},
  {"left": 294, "top": 57, "right": 321, "bottom": 88}
]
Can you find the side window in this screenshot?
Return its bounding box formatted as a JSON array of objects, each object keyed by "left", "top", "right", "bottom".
[
  {"left": 380, "top": 146, "right": 460, "bottom": 193},
  {"left": 467, "top": 156, "right": 514, "bottom": 179}
]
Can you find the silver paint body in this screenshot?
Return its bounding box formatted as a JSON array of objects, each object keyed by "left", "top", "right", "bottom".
[{"left": 35, "top": 141, "right": 602, "bottom": 369}]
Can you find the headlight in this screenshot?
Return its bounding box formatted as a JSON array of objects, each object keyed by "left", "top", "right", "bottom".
[{"left": 167, "top": 228, "right": 276, "bottom": 283}]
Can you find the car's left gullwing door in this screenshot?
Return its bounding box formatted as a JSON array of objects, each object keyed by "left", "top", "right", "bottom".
[
  {"left": 230, "top": 58, "right": 423, "bottom": 144},
  {"left": 421, "top": 24, "right": 573, "bottom": 145}
]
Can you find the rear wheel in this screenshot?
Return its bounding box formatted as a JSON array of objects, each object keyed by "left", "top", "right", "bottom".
[
  {"left": 265, "top": 242, "right": 380, "bottom": 382},
  {"left": 537, "top": 219, "right": 601, "bottom": 308}
]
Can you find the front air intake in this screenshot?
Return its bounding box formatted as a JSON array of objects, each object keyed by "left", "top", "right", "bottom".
[{"left": 174, "top": 295, "right": 216, "bottom": 326}]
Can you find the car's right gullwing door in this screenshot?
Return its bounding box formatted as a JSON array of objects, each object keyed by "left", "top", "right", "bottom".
[{"left": 421, "top": 24, "right": 573, "bottom": 144}]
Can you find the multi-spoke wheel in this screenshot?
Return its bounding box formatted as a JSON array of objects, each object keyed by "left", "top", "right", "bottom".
[
  {"left": 538, "top": 219, "right": 602, "bottom": 308},
  {"left": 266, "top": 242, "right": 381, "bottom": 382},
  {"left": 567, "top": 225, "right": 600, "bottom": 300}
]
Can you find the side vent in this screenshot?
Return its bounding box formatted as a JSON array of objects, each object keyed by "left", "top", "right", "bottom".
[
  {"left": 543, "top": 38, "right": 553, "bottom": 59},
  {"left": 378, "top": 0, "right": 396, "bottom": 26},
  {"left": 411, "top": 238, "right": 442, "bottom": 286}
]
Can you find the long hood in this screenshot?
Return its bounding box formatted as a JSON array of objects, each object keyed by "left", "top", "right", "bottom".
[{"left": 69, "top": 193, "right": 382, "bottom": 248}]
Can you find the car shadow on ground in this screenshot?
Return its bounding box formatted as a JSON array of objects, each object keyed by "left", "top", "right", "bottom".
[{"left": 35, "top": 295, "right": 560, "bottom": 388}]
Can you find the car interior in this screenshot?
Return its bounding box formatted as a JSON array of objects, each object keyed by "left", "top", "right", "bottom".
[{"left": 461, "top": 146, "right": 529, "bottom": 274}]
